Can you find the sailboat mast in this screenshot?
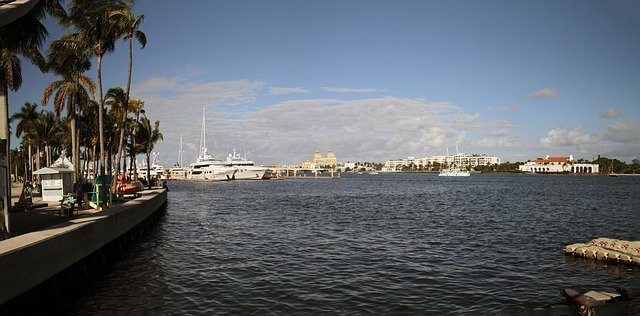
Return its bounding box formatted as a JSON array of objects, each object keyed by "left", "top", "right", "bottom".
[
  {"left": 178, "top": 134, "right": 184, "bottom": 167},
  {"left": 199, "top": 108, "right": 206, "bottom": 158}
]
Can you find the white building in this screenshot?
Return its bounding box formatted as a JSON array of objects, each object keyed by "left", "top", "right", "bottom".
[
  {"left": 382, "top": 153, "right": 500, "bottom": 172},
  {"left": 518, "top": 155, "right": 599, "bottom": 174},
  {"left": 33, "top": 156, "right": 75, "bottom": 201}
]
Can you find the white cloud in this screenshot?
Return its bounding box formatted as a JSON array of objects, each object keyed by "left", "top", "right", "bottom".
[
  {"left": 322, "top": 87, "right": 382, "bottom": 93},
  {"left": 135, "top": 78, "right": 615, "bottom": 165},
  {"left": 528, "top": 88, "right": 558, "bottom": 99},
  {"left": 181, "top": 80, "right": 265, "bottom": 105},
  {"left": 487, "top": 120, "right": 516, "bottom": 128},
  {"left": 599, "top": 108, "right": 620, "bottom": 118},
  {"left": 602, "top": 120, "right": 640, "bottom": 144},
  {"left": 489, "top": 129, "right": 509, "bottom": 137},
  {"left": 133, "top": 78, "right": 265, "bottom": 107},
  {"left": 475, "top": 137, "right": 522, "bottom": 149},
  {"left": 269, "top": 87, "right": 310, "bottom": 95},
  {"left": 538, "top": 125, "right": 598, "bottom": 147},
  {"left": 135, "top": 77, "right": 178, "bottom": 93},
  {"left": 181, "top": 96, "right": 488, "bottom": 163}
]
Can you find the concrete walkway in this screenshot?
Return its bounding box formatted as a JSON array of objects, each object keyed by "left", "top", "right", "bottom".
[
  {"left": 0, "top": 187, "right": 167, "bottom": 305},
  {"left": 8, "top": 182, "right": 123, "bottom": 237}
]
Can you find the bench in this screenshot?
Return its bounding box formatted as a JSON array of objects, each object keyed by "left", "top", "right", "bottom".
[{"left": 58, "top": 194, "right": 79, "bottom": 217}]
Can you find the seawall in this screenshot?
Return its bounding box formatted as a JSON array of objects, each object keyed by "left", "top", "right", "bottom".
[{"left": 0, "top": 188, "right": 167, "bottom": 305}]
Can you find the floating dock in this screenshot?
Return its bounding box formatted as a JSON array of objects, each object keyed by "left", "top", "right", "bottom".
[{"left": 565, "top": 237, "right": 640, "bottom": 266}]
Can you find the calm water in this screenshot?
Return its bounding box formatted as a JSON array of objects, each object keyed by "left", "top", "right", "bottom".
[{"left": 64, "top": 174, "right": 639, "bottom": 314}]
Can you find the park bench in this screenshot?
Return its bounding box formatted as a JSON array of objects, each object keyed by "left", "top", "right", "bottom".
[{"left": 57, "top": 194, "right": 79, "bottom": 217}]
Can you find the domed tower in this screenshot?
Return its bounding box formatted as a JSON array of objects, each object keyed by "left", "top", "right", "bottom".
[
  {"left": 326, "top": 149, "right": 337, "bottom": 166},
  {"left": 313, "top": 150, "right": 324, "bottom": 164}
]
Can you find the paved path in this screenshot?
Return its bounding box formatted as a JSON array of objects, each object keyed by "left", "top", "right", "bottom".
[
  {"left": 7, "top": 182, "right": 115, "bottom": 237},
  {"left": 7, "top": 181, "right": 162, "bottom": 238},
  {"left": 8, "top": 182, "right": 70, "bottom": 237}
]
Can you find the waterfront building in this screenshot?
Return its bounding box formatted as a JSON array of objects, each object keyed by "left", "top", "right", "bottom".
[
  {"left": 32, "top": 156, "right": 75, "bottom": 201},
  {"left": 381, "top": 153, "right": 500, "bottom": 172},
  {"left": 302, "top": 149, "right": 340, "bottom": 169},
  {"left": 518, "top": 155, "right": 599, "bottom": 174}
]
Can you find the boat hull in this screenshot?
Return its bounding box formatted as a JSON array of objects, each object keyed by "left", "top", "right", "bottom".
[
  {"left": 203, "top": 166, "right": 236, "bottom": 181},
  {"left": 438, "top": 171, "right": 470, "bottom": 177},
  {"left": 232, "top": 167, "right": 268, "bottom": 180}
]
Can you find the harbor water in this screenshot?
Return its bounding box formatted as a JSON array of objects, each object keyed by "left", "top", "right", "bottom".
[{"left": 58, "top": 174, "right": 639, "bottom": 314}]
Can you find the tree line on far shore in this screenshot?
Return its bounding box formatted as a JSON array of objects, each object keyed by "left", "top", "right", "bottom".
[{"left": 344, "top": 157, "right": 639, "bottom": 174}]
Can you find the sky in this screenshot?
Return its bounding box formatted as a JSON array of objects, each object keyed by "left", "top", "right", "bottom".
[{"left": 10, "top": 0, "right": 640, "bottom": 166}]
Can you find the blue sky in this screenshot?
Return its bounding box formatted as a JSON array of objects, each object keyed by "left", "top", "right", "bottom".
[{"left": 10, "top": 0, "right": 640, "bottom": 165}]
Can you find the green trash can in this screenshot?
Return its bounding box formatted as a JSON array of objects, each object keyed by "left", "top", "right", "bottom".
[{"left": 93, "top": 175, "right": 113, "bottom": 204}]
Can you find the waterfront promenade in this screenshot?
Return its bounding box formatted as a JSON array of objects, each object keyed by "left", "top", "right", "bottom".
[
  {"left": 0, "top": 182, "right": 167, "bottom": 306},
  {"left": 8, "top": 182, "right": 87, "bottom": 236}
]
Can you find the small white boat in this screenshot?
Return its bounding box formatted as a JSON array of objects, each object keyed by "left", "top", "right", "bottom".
[{"left": 438, "top": 170, "right": 470, "bottom": 177}]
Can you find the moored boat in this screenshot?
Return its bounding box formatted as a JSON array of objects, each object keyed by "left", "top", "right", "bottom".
[
  {"left": 225, "top": 148, "right": 267, "bottom": 180},
  {"left": 187, "top": 109, "right": 236, "bottom": 181},
  {"left": 438, "top": 170, "right": 470, "bottom": 177},
  {"left": 169, "top": 134, "right": 188, "bottom": 179}
]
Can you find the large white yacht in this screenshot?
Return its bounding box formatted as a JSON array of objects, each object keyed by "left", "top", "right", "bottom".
[
  {"left": 187, "top": 109, "right": 236, "bottom": 181},
  {"left": 225, "top": 148, "right": 268, "bottom": 180},
  {"left": 137, "top": 153, "right": 166, "bottom": 180},
  {"left": 188, "top": 148, "right": 236, "bottom": 181}
]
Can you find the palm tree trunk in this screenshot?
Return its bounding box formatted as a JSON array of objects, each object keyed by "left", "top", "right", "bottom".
[
  {"left": 72, "top": 74, "right": 79, "bottom": 183},
  {"left": 28, "top": 144, "right": 32, "bottom": 182},
  {"left": 115, "top": 30, "right": 134, "bottom": 185},
  {"left": 71, "top": 116, "right": 78, "bottom": 181},
  {"left": 97, "top": 53, "right": 107, "bottom": 207},
  {"left": 0, "top": 83, "right": 11, "bottom": 238},
  {"left": 133, "top": 117, "right": 138, "bottom": 181},
  {"left": 36, "top": 146, "right": 41, "bottom": 172},
  {"left": 146, "top": 152, "right": 151, "bottom": 190},
  {"left": 45, "top": 145, "right": 50, "bottom": 166}
]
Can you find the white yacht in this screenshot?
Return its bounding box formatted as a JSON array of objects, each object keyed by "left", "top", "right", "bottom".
[
  {"left": 225, "top": 148, "right": 268, "bottom": 180},
  {"left": 169, "top": 134, "right": 187, "bottom": 179},
  {"left": 188, "top": 147, "right": 236, "bottom": 181},
  {"left": 187, "top": 109, "right": 236, "bottom": 181},
  {"left": 137, "top": 153, "right": 166, "bottom": 180}
]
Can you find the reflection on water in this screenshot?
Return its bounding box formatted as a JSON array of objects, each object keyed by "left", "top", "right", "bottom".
[{"left": 62, "top": 174, "right": 640, "bottom": 314}]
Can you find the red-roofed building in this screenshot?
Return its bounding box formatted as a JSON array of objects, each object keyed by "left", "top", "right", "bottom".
[
  {"left": 532, "top": 155, "right": 576, "bottom": 164},
  {"left": 519, "top": 155, "right": 599, "bottom": 174}
]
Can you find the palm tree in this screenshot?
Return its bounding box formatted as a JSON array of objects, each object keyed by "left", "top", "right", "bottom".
[
  {"left": 77, "top": 99, "right": 99, "bottom": 180},
  {"left": 65, "top": 0, "right": 127, "bottom": 206},
  {"left": 128, "top": 98, "right": 144, "bottom": 178},
  {"left": 105, "top": 86, "right": 127, "bottom": 178},
  {"left": 109, "top": 8, "right": 146, "bottom": 181},
  {"left": 33, "top": 110, "right": 59, "bottom": 166},
  {"left": 10, "top": 102, "right": 40, "bottom": 181},
  {"left": 0, "top": 0, "right": 51, "bottom": 238},
  {"left": 135, "top": 115, "right": 162, "bottom": 190},
  {"left": 44, "top": 33, "right": 95, "bottom": 182}
]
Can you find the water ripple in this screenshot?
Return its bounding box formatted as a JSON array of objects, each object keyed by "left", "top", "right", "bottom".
[{"left": 59, "top": 174, "right": 640, "bottom": 314}]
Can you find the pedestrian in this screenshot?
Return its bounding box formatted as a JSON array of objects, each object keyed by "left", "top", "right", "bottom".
[{"left": 25, "top": 181, "right": 33, "bottom": 210}]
